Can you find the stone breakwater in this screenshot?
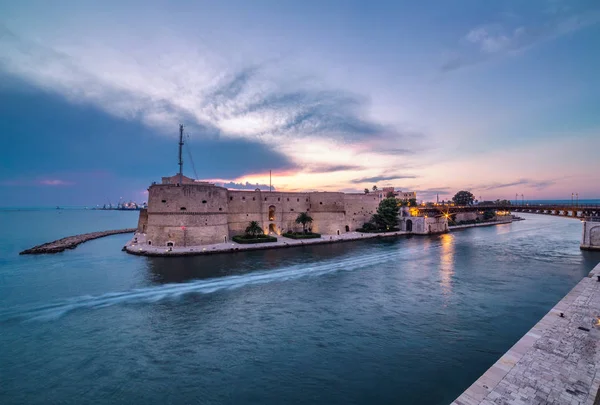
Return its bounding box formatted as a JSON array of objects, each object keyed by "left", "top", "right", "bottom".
[
  {"left": 452, "top": 261, "right": 600, "bottom": 405},
  {"left": 20, "top": 229, "right": 136, "bottom": 255}
]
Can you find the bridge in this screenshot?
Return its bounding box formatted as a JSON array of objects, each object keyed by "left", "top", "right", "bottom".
[{"left": 414, "top": 203, "right": 600, "bottom": 219}]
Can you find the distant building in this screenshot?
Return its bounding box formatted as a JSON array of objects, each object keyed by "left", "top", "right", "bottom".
[{"left": 379, "top": 187, "right": 416, "bottom": 202}]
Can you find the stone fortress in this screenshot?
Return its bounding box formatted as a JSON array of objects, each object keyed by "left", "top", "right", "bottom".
[{"left": 135, "top": 173, "right": 437, "bottom": 248}]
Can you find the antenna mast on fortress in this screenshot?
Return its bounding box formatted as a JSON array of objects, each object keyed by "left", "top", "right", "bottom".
[{"left": 178, "top": 124, "right": 184, "bottom": 185}]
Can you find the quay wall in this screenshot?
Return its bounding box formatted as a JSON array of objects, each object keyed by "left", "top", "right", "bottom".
[{"left": 452, "top": 261, "right": 600, "bottom": 405}]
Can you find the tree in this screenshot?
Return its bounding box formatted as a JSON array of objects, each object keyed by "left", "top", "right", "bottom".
[
  {"left": 364, "top": 188, "right": 370, "bottom": 194},
  {"left": 372, "top": 185, "right": 378, "bottom": 191},
  {"left": 386, "top": 191, "right": 396, "bottom": 198},
  {"left": 295, "top": 212, "right": 313, "bottom": 233},
  {"left": 408, "top": 198, "right": 417, "bottom": 206},
  {"left": 245, "top": 221, "right": 263, "bottom": 237},
  {"left": 371, "top": 197, "right": 400, "bottom": 230},
  {"left": 452, "top": 190, "right": 475, "bottom": 206}
]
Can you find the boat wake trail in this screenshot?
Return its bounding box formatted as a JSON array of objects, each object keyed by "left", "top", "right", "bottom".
[{"left": 1, "top": 244, "right": 433, "bottom": 322}]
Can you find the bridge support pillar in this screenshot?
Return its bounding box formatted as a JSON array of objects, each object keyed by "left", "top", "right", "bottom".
[{"left": 581, "top": 218, "right": 600, "bottom": 251}]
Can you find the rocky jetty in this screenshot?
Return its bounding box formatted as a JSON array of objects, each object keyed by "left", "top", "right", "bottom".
[{"left": 20, "top": 229, "right": 136, "bottom": 255}]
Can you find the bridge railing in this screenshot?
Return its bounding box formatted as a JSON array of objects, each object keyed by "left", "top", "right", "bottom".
[{"left": 586, "top": 217, "right": 600, "bottom": 222}]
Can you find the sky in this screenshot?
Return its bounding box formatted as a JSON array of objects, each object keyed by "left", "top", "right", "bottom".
[{"left": 1, "top": 0, "right": 599, "bottom": 206}]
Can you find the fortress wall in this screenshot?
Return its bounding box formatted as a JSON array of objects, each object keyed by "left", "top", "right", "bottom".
[
  {"left": 147, "top": 184, "right": 229, "bottom": 214},
  {"left": 137, "top": 209, "right": 148, "bottom": 233},
  {"left": 227, "top": 191, "right": 312, "bottom": 235},
  {"left": 344, "top": 194, "right": 380, "bottom": 231},
  {"left": 309, "top": 192, "right": 346, "bottom": 213},
  {"left": 141, "top": 184, "right": 404, "bottom": 245},
  {"left": 145, "top": 184, "right": 230, "bottom": 245},
  {"left": 227, "top": 190, "right": 263, "bottom": 236},
  {"left": 145, "top": 212, "right": 230, "bottom": 246}
]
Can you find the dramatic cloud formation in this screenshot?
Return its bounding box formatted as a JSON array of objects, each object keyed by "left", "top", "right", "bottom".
[{"left": 0, "top": 0, "right": 599, "bottom": 205}]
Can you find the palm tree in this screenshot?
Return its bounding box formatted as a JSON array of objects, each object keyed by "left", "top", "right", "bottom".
[
  {"left": 364, "top": 188, "right": 369, "bottom": 194},
  {"left": 295, "top": 212, "right": 313, "bottom": 233},
  {"left": 245, "top": 221, "right": 263, "bottom": 237},
  {"left": 372, "top": 185, "right": 378, "bottom": 191}
]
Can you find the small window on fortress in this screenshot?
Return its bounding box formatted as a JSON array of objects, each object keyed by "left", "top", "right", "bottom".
[
  {"left": 202, "top": 200, "right": 207, "bottom": 204},
  {"left": 253, "top": 197, "right": 255, "bottom": 201},
  {"left": 242, "top": 197, "right": 245, "bottom": 200},
  {"left": 230, "top": 197, "right": 233, "bottom": 201},
  {"left": 320, "top": 202, "right": 323, "bottom": 205},
  {"left": 161, "top": 200, "right": 166, "bottom": 203},
  {"left": 306, "top": 198, "right": 308, "bottom": 202},
  {"left": 180, "top": 207, "right": 186, "bottom": 211},
  {"left": 287, "top": 198, "right": 289, "bottom": 201},
  {"left": 219, "top": 208, "right": 222, "bottom": 211},
  {"left": 278, "top": 198, "right": 280, "bottom": 201},
  {"left": 297, "top": 198, "right": 299, "bottom": 202},
  {"left": 264, "top": 197, "right": 267, "bottom": 201},
  {"left": 291, "top": 208, "right": 294, "bottom": 211}
]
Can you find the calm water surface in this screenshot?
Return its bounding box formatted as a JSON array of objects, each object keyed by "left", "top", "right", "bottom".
[{"left": 1, "top": 210, "right": 599, "bottom": 405}]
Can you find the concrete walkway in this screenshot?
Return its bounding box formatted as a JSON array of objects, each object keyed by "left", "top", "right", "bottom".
[
  {"left": 452, "top": 261, "right": 600, "bottom": 405},
  {"left": 124, "top": 230, "right": 410, "bottom": 257}
]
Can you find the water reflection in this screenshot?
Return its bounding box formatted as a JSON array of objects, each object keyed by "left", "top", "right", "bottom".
[{"left": 439, "top": 233, "right": 455, "bottom": 296}]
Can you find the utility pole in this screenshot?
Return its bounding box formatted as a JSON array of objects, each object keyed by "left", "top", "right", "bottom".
[
  {"left": 572, "top": 193, "right": 574, "bottom": 206},
  {"left": 515, "top": 193, "right": 518, "bottom": 206},
  {"left": 576, "top": 193, "right": 579, "bottom": 207},
  {"left": 521, "top": 194, "right": 524, "bottom": 206},
  {"left": 178, "top": 124, "right": 184, "bottom": 185}
]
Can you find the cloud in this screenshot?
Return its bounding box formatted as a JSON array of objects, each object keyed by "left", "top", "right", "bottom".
[
  {"left": 303, "top": 164, "right": 364, "bottom": 173},
  {"left": 351, "top": 174, "right": 418, "bottom": 184},
  {"left": 442, "top": 8, "right": 600, "bottom": 72},
  {"left": 0, "top": 27, "right": 403, "bottom": 147},
  {"left": 221, "top": 181, "right": 274, "bottom": 191},
  {"left": 38, "top": 179, "right": 74, "bottom": 186},
  {"left": 0, "top": 178, "right": 74, "bottom": 186},
  {"left": 477, "top": 178, "right": 556, "bottom": 191}
]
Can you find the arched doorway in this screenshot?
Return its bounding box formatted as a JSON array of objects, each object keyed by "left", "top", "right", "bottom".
[
  {"left": 166, "top": 241, "right": 174, "bottom": 247},
  {"left": 345, "top": 225, "right": 350, "bottom": 232},
  {"left": 337, "top": 230, "right": 340, "bottom": 235},
  {"left": 406, "top": 220, "right": 413, "bottom": 232},
  {"left": 269, "top": 223, "right": 276, "bottom": 234},
  {"left": 268, "top": 205, "right": 276, "bottom": 221}
]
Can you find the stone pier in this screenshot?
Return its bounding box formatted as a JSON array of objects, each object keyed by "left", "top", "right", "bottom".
[{"left": 452, "top": 261, "right": 600, "bottom": 405}]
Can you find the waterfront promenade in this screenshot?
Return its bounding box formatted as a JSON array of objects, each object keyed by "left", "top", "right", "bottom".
[{"left": 452, "top": 261, "right": 600, "bottom": 405}]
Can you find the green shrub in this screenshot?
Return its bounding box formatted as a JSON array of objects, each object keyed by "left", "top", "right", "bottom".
[
  {"left": 282, "top": 232, "right": 321, "bottom": 239},
  {"left": 232, "top": 235, "right": 277, "bottom": 244}
]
